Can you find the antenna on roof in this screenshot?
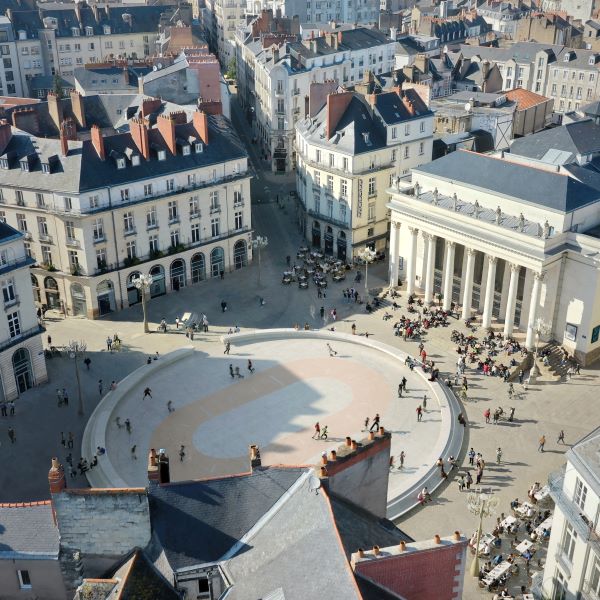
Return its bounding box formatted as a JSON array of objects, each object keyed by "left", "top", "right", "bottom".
[{"left": 308, "top": 474, "right": 322, "bottom": 495}]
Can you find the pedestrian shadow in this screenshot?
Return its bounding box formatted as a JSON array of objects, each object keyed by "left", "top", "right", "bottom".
[{"left": 539, "top": 449, "right": 567, "bottom": 455}]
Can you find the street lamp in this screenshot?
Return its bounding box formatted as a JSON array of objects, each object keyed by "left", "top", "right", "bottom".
[
  {"left": 531, "top": 317, "right": 551, "bottom": 377},
  {"left": 466, "top": 490, "right": 499, "bottom": 578},
  {"left": 359, "top": 246, "right": 376, "bottom": 301},
  {"left": 252, "top": 235, "right": 268, "bottom": 287},
  {"left": 133, "top": 274, "right": 153, "bottom": 334},
  {"left": 67, "top": 340, "right": 87, "bottom": 417}
]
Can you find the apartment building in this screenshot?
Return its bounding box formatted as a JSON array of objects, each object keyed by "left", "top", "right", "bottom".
[
  {"left": 6, "top": 3, "right": 187, "bottom": 92},
  {"left": 0, "top": 216, "right": 47, "bottom": 401},
  {"left": 0, "top": 111, "right": 252, "bottom": 320},
  {"left": 538, "top": 427, "right": 600, "bottom": 599},
  {"left": 296, "top": 89, "right": 434, "bottom": 259},
  {"left": 204, "top": 0, "right": 246, "bottom": 67},
  {"left": 237, "top": 26, "right": 396, "bottom": 172},
  {"left": 0, "top": 16, "right": 24, "bottom": 97}
]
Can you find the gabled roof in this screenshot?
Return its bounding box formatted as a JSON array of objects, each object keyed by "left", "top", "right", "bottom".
[
  {"left": 374, "top": 88, "right": 433, "bottom": 125},
  {"left": 414, "top": 149, "right": 600, "bottom": 212},
  {"left": 147, "top": 467, "right": 307, "bottom": 570},
  {"left": 0, "top": 501, "right": 59, "bottom": 558},
  {"left": 505, "top": 87, "right": 550, "bottom": 110}
]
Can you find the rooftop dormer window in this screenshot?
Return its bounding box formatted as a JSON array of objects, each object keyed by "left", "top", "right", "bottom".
[
  {"left": 0, "top": 159, "right": 8, "bottom": 170},
  {"left": 158, "top": 150, "right": 166, "bottom": 161},
  {"left": 131, "top": 155, "right": 140, "bottom": 167},
  {"left": 116, "top": 158, "right": 126, "bottom": 169},
  {"left": 103, "top": 25, "right": 111, "bottom": 35},
  {"left": 589, "top": 55, "right": 597, "bottom": 65},
  {"left": 72, "top": 27, "right": 80, "bottom": 37},
  {"left": 20, "top": 161, "right": 29, "bottom": 172},
  {"left": 182, "top": 145, "right": 191, "bottom": 156},
  {"left": 564, "top": 52, "right": 571, "bottom": 62},
  {"left": 86, "top": 26, "right": 94, "bottom": 36},
  {"left": 42, "top": 163, "right": 50, "bottom": 173},
  {"left": 195, "top": 142, "right": 203, "bottom": 153}
]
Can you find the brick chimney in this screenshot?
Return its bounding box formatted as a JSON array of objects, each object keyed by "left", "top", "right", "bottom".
[
  {"left": 62, "top": 118, "right": 77, "bottom": 141},
  {"left": 48, "top": 457, "right": 66, "bottom": 494},
  {"left": 157, "top": 450, "right": 170, "bottom": 484},
  {"left": 141, "top": 97, "right": 162, "bottom": 118},
  {"left": 193, "top": 110, "right": 209, "bottom": 145},
  {"left": 91, "top": 124, "right": 105, "bottom": 160},
  {"left": 70, "top": 90, "right": 86, "bottom": 129},
  {"left": 147, "top": 448, "right": 159, "bottom": 482},
  {"left": 157, "top": 114, "right": 176, "bottom": 155},
  {"left": 129, "top": 117, "right": 150, "bottom": 160},
  {"left": 249, "top": 444, "right": 262, "bottom": 471},
  {"left": 326, "top": 91, "right": 353, "bottom": 139},
  {"left": 11, "top": 108, "right": 40, "bottom": 135},
  {"left": 47, "top": 91, "right": 63, "bottom": 132},
  {"left": 0, "top": 119, "right": 13, "bottom": 155},
  {"left": 60, "top": 121, "right": 69, "bottom": 156}
]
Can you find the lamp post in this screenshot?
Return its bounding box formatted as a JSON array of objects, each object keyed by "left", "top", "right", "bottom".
[
  {"left": 466, "top": 490, "right": 499, "bottom": 578},
  {"left": 252, "top": 235, "right": 268, "bottom": 287},
  {"left": 133, "top": 274, "right": 153, "bottom": 334},
  {"left": 531, "top": 318, "right": 551, "bottom": 377},
  {"left": 67, "top": 340, "right": 87, "bottom": 417},
  {"left": 359, "top": 246, "right": 376, "bottom": 301}
]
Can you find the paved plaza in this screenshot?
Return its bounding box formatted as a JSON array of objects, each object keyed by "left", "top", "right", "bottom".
[{"left": 1, "top": 94, "right": 598, "bottom": 598}]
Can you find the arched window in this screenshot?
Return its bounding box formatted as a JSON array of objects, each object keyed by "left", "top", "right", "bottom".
[
  {"left": 191, "top": 253, "right": 206, "bottom": 284},
  {"left": 210, "top": 247, "right": 225, "bottom": 277},
  {"left": 233, "top": 240, "right": 247, "bottom": 270},
  {"left": 44, "top": 276, "right": 60, "bottom": 309},
  {"left": 31, "top": 274, "right": 41, "bottom": 303},
  {"left": 97, "top": 280, "right": 115, "bottom": 315},
  {"left": 170, "top": 259, "right": 186, "bottom": 291},
  {"left": 149, "top": 265, "right": 166, "bottom": 297},
  {"left": 13, "top": 347, "right": 33, "bottom": 394},
  {"left": 70, "top": 282, "right": 87, "bottom": 317},
  {"left": 126, "top": 271, "right": 142, "bottom": 306}
]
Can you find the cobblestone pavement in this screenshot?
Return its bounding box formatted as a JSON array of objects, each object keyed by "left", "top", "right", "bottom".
[{"left": 1, "top": 90, "right": 596, "bottom": 599}]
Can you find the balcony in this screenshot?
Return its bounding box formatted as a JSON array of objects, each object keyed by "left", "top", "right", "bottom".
[
  {"left": 3, "top": 294, "right": 19, "bottom": 309},
  {"left": 93, "top": 235, "right": 106, "bottom": 244},
  {"left": 146, "top": 221, "right": 159, "bottom": 231},
  {"left": 123, "top": 228, "right": 137, "bottom": 237},
  {"left": 583, "top": 580, "right": 600, "bottom": 600},
  {"left": 39, "top": 233, "right": 53, "bottom": 243},
  {"left": 22, "top": 231, "right": 32, "bottom": 241},
  {"left": 210, "top": 205, "right": 221, "bottom": 214},
  {"left": 292, "top": 88, "right": 300, "bottom": 96},
  {"left": 189, "top": 211, "right": 201, "bottom": 220},
  {"left": 307, "top": 208, "right": 349, "bottom": 230},
  {"left": 548, "top": 468, "right": 598, "bottom": 541},
  {"left": 0, "top": 255, "right": 35, "bottom": 276},
  {"left": 168, "top": 216, "right": 180, "bottom": 225},
  {"left": 66, "top": 238, "right": 80, "bottom": 249}
]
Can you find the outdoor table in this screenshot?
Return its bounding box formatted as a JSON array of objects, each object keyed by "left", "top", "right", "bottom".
[
  {"left": 316, "top": 280, "right": 327, "bottom": 288},
  {"left": 305, "top": 258, "right": 315, "bottom": 265},
  {"left": 296, "top": 252, "right": 305, "bottom": 259},
  {"left": 482, "top": 561, "right": 512, "bottom": 587},
  {"left": 501, "top": 516, "right": 518, "bottom": 529},
  {"left": 299, "top": 281, "right": 308, "bottom": 289},
  {"left": 299, "top": 246, "right": 308, "bottom": 253},
  {"left": 475, "top": 533, "right": 496, "bottom": 554},
  {"left": 282, "top": 278, "right": 291, "bottom": 285},
  {"left": 534, "top": 485, "right": 550, "bottom": 502},
  {"left": 514, "top": 502, "right": 535, "bottom": 518},
  {"left": 333, "top": 273, "right": 346, "bottom": 281},
  {"left": 516, "top": 539, "right": 534, "bottom": 554},
  {"left": 534, "top": 516, "right": 553, "bottom": 537}
]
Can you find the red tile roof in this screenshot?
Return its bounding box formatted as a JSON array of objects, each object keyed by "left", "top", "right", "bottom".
[{"left": 505, "top": 87, "right": 550, "bottom": 110}]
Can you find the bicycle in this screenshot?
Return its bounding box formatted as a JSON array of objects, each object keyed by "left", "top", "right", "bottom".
[
  {"left": 156, "top": 323, "right": 170, "bottom": 333},
  {"left": 320, "top": 427, "right": 328, "bottom": 440}
]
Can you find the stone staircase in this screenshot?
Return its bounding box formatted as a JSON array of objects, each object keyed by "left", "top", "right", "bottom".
[{"left": 534, "top": 343, "right": 570, "bottom": 382}]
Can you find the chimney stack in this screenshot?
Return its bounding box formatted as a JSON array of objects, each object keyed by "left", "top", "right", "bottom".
[
  {"left": 0, "top": 119, "right": 13, "bottom": 155},
  {"left": 141, "top": 97, "right": 162, "bottom": 118},
  {"left": 48, "top": 457, "right": 66, "bottom": 494},
  {"left": 47, "top": 91, "right": 63, "bottom": 132},
  {"left": 62, "top": 118, "right": 77, "bottom": 140},
  {"left": 249, "top": 444, "right": 262, "bottom": 471},
  {"left": 147, "top": 448, "right": 159, "bottom": 482},
  {"left": 70, "top": 90, "right": 86, "bottom": 129},
  {"left": 193, "top": 110, "right": 209, "bottom": 145},
  {"left": 326, "top": 91, "right": 353, "bottom": 139},
  {"left": 157, "top": 450, "right": 170, "bottom": 484},
  {"left": 157, "top": 114, "right": 176, "bottom": 155},
  {"left": 129, "top": 117, "right": 150, "bottom": 160},
  {"left": 91, "top": 124, "right": 105, "bottom": 160},
  {"left": 60, "top": 121, "right": 69, "bottom": 156},
  {"left": 11, "top": 108, "right": 40, "bottom": 135}
]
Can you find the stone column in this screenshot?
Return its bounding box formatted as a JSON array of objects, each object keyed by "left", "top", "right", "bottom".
[
  {"left": 481, "top": 255, "right": 497, "bottom": 329},
  {"left": 389, "top": 222, "right": 401, "bottom": 288},
  {"left": 442, "top": 240, "right": 455, "bottom": 311},
  {"left": 406, "top": 226, "right": 418, "bottom": 295},
  {"left": 461, "top": 248, "right": 476, "bottom": 321},
  {"left": 423, "top": 233, "right": 436, "bottom": 305},
  {"left": 526, "top": 271, "right": 544, "bottom": 350},
  {"left": 503, "top": 263, "right": 520, "bottom": 339}
]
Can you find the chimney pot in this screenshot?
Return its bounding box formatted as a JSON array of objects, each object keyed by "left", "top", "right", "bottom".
[
  {"left": 368, "top": 431, "right": 375, "bottom": 441},
  {"left": 399, "top": 541, "right": 407, "bottom": 551},
  {"left": 91, "top": 124, "right": 105, "bottom": 160},
  {"left": 193, "top": 110, "right": 209, "bottom": 145},
  {"left": 59, "top": 122, "right": 69, "bottom": 157},
  {"left": 319, "top": 466, "right": 328, "bottom": 477},
  {"left": 379, "top": 426, "right": 385, "bottom": 436},
  {"left": 351, "top": 440, "right": 358, "bottom": 450},
  {"left": 329, "top": 450, "right": 337, "bottom": 461},
  {"left": 48, "top": 457, "right": 66, "bottom": 494},
  {"left": 373, "top": 545, "right": 380, "bottom": 556},
  {"left": 358, "top": 548, "right": 365, "bottom": 558},
  {"left": 345, "top": 436, "right": 352, "bottom": 446},
  {"left": 250, "top": 444, "right": 262, "bottom": 470},
  {"left": 158, "top": 114, "right": 177, "bottom": 155},
  {"left": 454, "top": 531, "right": 461, "bottom": 541},
  {"left": 434, "top": 534, "right": 441, "bottom": 544}
]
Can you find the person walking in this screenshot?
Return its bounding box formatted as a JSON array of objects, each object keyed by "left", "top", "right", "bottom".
[
  {"left": 422, "top": 394, "right": 427, "bottom": 412},
  {"left": 397, "top": 383, "right": 403, "bottom": 398},
  {"left": 67, "top": 432, "right": 74, "bottom": 449},
  {"left": 312, "top": 422, "right": 321, "bottom": 439},
  {"left": 399, "top": 451, "right": 405, "bottom": 469},
  {"left": 538, "top": 435, "right": 546, "bottom": 452},
  {"left": 0, "top": 402, "right": 6, "bottom": 417},
  {"left": 466, "top": 471, "right": 473, "bottom": 490},
  {"left": 557, "top": 430, "right": 565, "bottom": 444},
  {"left": 179, "top": 445, "right": 185, "bottom": 461},
  {"left": 320, "top": 306, "right": 325, "bottom": 319},
  {"left": 234, "top": 366, "right": 244, "bottom": 379},
  {"left": 106, "top": 336, "right": 113, "bottom": 352},
  {"left": 351, "top": 323, "right": 357, "bottom": 335},
  {"left": 496, "top": 447, "right": 503, "bottom": 464},
  {"left": 62, "top": 388, "right": 69, "bottom": 407},
  {"left": 8, "top": 426, "right": 15, "bottom": 443},
  {"left": 131, "top": 445, "right": 137, "bottom": 460},
  {"left": 56, "top": 388, "right": 63, "bottom": 407},
  {"left": 224, "top": 342, "right": 231, "bottom": 355},
  {"left": 327, "top": 343, "right": 338, "bottom": 357},
  {"left": 125, "top": 419, "right": 132, "bottom": 434},
  {"left": 518, "top": 369, "right": 524, "bottom": 384},
  {"left": 468, "top": 447, "right": 475, "bottom": 465},
  {"left": 143, "top": 387, "right": 152, "bottom": 400},
  {"left": 363, "top": 416, "right": 370, "bottom": 431},
  {"left": 8, "top": 401, "right": 14, "bottom": 416},
  {"left": 370, "top": 414, "right": 380, "bottom": 432},
  {"left": 401, "top": 377, "right": 407, "bottom": 393},
  {"left": 167, "top": 401, "right": 174, "bottom": 413},
  {"left": 484, "top": 408, "right": 491, "bottom": 424},
  {"left": 229, "top": 364, "right": 235, "bottom": 379},
  {"left": 98, "top": 380, "right": 103, "bottom": 396},
  {"left": 416, "top": 405, "right": 423, "bottom": 421},
  {"left": 247, "top": 359, "right": 255, "bottom": 374},
  {"left": 61, "top": 432, "right": 66, "bottom": 447},
  {"left": 84, "top": 357, "right": 91, "bottom": 370}
]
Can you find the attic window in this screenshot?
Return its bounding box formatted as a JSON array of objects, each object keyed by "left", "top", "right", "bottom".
[
  {"left": 116, "top": 158, "right": 126, "bottom": 169},
  {"left": 86, "top": 26, "right": 94, "bottom": 36},
  {"left": 42, "top": 163, "right": 50, "bottom": 173},
  {"left": 103, "top": 25, "right": 111, "bottom": 35},
  {"left": 564, "top": 52, "right": 571, "bottom": 62},
  {"left": 158, "top": 150, "right": 167, "bottom": 161},
  {"left": 589, "top": 55, "right": 597, "bottom": 65},
  {"left": 71, "top": 27, "right": 80, "bottom": 37},
  {"left": 0, "top": 159, "right": 8, "bottom": 170},
  {"left": 182, "top": 145, "right": 191, "bottom": 156},
  {"left": 20, "top": 160, "right": 29, "bottom": 172},
  {"left": 131, "top": 155, "right": 140, "bottom": 167},
  {"left": 195, "top": 142, "right": 203, "bottom": 153}
]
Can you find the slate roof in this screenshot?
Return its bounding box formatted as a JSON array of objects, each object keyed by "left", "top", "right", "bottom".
[
  {"left": 582, "top": 100, "right": 600, "bottom": 116},
  {"left": 509, "top": 119, "right": 600, "bottom": 162},
  {"left": 147, "top": 467, "right": 306, "bottom": 570},
  {"left": 0, "top": 113, "right": 247, "bottom": 194},
  {"left": 374, "top": 88, "right": 433, "bottom": 125},
  {"left": 0, "top": 501, "right": 59, "bottom": 558},
  {"left": 414, "top": 149, "right": 600, "bottom": 212},
  {"left": 0, "top": 221, "right": 22, "bottom": 243}
]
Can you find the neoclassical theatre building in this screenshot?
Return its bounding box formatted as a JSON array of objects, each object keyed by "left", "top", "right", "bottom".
[{"left": 387, "top": 149, "right": 600, "bottom": 365}]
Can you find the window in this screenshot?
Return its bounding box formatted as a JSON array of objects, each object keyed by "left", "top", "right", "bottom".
[
  {"left": 420, "top": 121, "right": 425, "bottom": 133},
  {"left": 41, "top": 245, "right": 52, "bottom": 265},
  {"left": 368, "top": 203, "right": 375, "bottom": 220},
  {"left": 233, "top": 188, "right": 243, "bottom": 205},
  {"left": 96, "top": 248, "right": 106, "bottom": 269},
  {"left": 89, "top": 218, "right": 103, "bottom": 242},
  {"left": 2, "top": 279, "right": 16, "bottom": 304},
  {"left": 590, "top": 73, "right": 595, "bottom": 82},
  {"left": 37, "top": 216, "right": 48, "bottom": 236},
  {"left": 17, "top": 569, "right": 31, "bottom": 589},
  {"left": 189, "top": 196, "right": 200, "bottom": 217},
  {"left": 340, "top": 202, "right": 347, "bottom": 222},
  {"left": 64, "top": 197, "right": 72, "bottom": 211},
  {"left": 16, "top": 214, "right": 27, "bottom": 232},
  {"left": 552, "top": 84, "right": 557, "bottom": 95},
  {"left": 561, "top": 523, "right": 577, "bottom": 563},
  {"left": 329, "top": 153, "right": 334, "bottom": 167},
  {"left": 36, "top": 192, "right": 45, "bottom": 207},
  {"left": 327, "top": 175, "right": 334, "bottom": 192},
  {"left": 64, "top": 220, "right": 75, "bottom": 241},
  {"left": 574, "top": 477, "right": 588, "bottom": 510},
  {"left": 314, "top": 171, "right": 321, "bottom": 186},
  {"left": 146, "top": 207, "right": 157, "bottom": 228},
  {"left": 68, "top": 250, "right": 79, "bottom": 269},
  {"left": 198, "top": 577, "right": 210, "bottom": 598},
  {"left": 588, "top": 89, "right": 594, "bottom": 100},
  {"left": 419, "top": 141, "right": 425, "bottom": 155},
  {"left": 15, "top": 190, "right": 24, "bottom": 205},
  {"left": 368, "top": 177, "right": 376, "bottom": 196},
  {"left": 314, "top": 196, "right": 320, "bottom": 213},
  {"left": 391, "top": 127, "right": 397, "bottom": 139},
  {"left": 148, "top": 234, "right": 159, "bottom": 254},
  {"left": 144, "top": 184, "right": 153, "bottom": 197},
  {"left": 211, "top": 217, "right": 220, "bottom": 237},
  {"left": 404, "top": 145, "right": 410, "bottom": 159},
  {"left": 234, "top": 211, "right": 243, "bottom": 230},
  {"left": 123, "top": 212, "right": 134, "bottom": 233},
  {"left": 191, "top": 223, "right": 201, "bottom": 243},
  {"left": 210, "top": 191, "right": 220, "bottom": 210},
  {"left": 327, "top": 199, "right": 333, "bottom": 217},
  {"left": 343, "top": 157, "right": 349, "bottom": 171},
  {"left": 7, "top": 311, "right": 21, "bottom": 338},
  {"left": 166, "top": 178, "right": 174, "bottom": 192},
  {"left": 316, "top": 150, "right": 321, "bottom": 163},
  {"left": 168, "top": 201, "right": 178, "bottom": 222},
  {"left": 589, "top": 556, "right": 600, "bottom": 598},
  {"left": 120, "top": 189, "right": 130, "bottom": 202},
  {"left": 170, "top": 230, "right": 180, "bottom": 247},
  {"left": 126, "top": 241, "right": 136, "bottom": 259},
  {"left": 340, "top": 179, "right": 347, "bottom": 198},
  {"left": 553, "top": 570, "right": 567, "bottom": 600},
  {"left": 404, "top": 123, "right": 410, "bottom": 136}
]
